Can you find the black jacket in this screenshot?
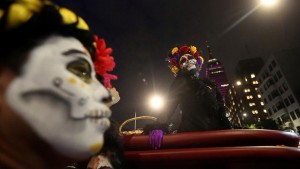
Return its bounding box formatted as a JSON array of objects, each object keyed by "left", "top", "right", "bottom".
[{"left": 164, "top": 72, "right": 231, "bottom": 132}]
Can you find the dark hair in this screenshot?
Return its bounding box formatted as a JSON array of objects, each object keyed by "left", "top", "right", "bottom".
[{"left": 0, "top": 0, "right": 95, "bottom": 73}]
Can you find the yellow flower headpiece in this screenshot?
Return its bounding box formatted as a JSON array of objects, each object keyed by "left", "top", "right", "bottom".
[
  {"left": 0, "top": 0, "right": 96, "bottom": 56},
  {"left": 1, "top": 0, "right": 89, "bottom": 31},
  {"left": 167, "top": 45, "right": 204, "bottom": 76},
  {"left": 58, "top": 7, "right": 89, "bottom": 31}
]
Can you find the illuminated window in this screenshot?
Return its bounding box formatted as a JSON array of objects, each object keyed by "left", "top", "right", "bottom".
[
  {"left": 257, "top": 94, "right": 261, "bottom": 98},
  {"left": 245, "top": 77, "right": 248, "bottom": 82},
  {"left": 244, "top": 89, "right": 250, "bottom": 93},
  {"left": 251, "top": 74, "right": 255, "bottom": 78},
  {"left": 236, "top": 81, "right": 242, "bottom": 86},
  {"left": 240, "top": 99, "right": 243, "bottom": 103},
  {"left": 255, "top": 88, "right": 258, "bottom": 91},
  {"left": 261, "top": 102, "right": 264, "bottom": 106},
  {"left": 252, "top": 81, "right": 259, "bottom": 84},
  {"left": 263, "top": 109, "right": 267, "bottom": 113},
  {"left": 251, "top": 110, "right": 258, "bottom": 114},
  {"left": 221, "top": 84, "right": 229, "bottom": 87}
]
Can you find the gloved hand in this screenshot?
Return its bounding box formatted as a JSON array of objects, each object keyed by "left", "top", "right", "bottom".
[{"left": 149, "top": 129, "right": 164, "bottom": 149}]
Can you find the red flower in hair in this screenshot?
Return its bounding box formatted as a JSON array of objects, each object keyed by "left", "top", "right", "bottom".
[
  {"left": 170, "top": 58, "right": 178, "bottom": 66},
  {"left": 194, "top": 51, "right": 200, "bottom": 58},
  {"left": 93, "top": 35, "right": 117, "bottom": 88},
  {"left": 179, "top": 46, "right": 189, "bottom": 54}
]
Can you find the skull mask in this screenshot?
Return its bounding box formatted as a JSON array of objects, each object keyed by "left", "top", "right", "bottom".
[
  {"left": 179, "top": 54, "right": 199, "bottom": 71},
  {"left": 6, "top": 35, "right": 111, "bottom": 158}
]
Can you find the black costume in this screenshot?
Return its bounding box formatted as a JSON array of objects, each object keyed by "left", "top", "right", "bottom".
[{"left": 165, "top": 71, "right": 231, "bottom": 132}]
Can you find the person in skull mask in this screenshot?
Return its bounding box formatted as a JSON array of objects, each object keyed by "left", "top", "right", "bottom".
[
  {"left": 0, "top": 0, "right": 112, "bottom": 168},
  {"left": 160, "top": 45, "right": 231, "bottom": 132}
]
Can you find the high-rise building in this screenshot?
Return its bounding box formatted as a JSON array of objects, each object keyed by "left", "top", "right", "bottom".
[
  {"left": 226, "top": 84, "right": 242, "bottom": 127},
  {"left": 257, "top": 47, "right": 300, "bottom": 133},
  {"left": 205, "top": 43, "right": 229, "bottom": 98},
  {"left": 227, "top": 57, "right": 267, "bottom": 126}
]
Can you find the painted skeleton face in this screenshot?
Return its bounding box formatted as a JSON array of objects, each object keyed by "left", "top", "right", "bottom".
[
  {"left": 5, "top": 35, "right": 111, "bottom": 158},
  {"left": 179, "top": 54, "right": 198, "bottom": 71}
]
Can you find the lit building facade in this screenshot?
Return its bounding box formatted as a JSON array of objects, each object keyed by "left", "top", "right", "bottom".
[
  {"left": 257, "top": 48, "right": 300, "bottom": 133},
  {"left": 205, "top": 44, "right": 229, "bottom": 98},
  {"left": 227, "top": 57, "right": 267, "bottom": 126},
  {"left": 227, "top": 84, "right": 242, "bottom": 127}
]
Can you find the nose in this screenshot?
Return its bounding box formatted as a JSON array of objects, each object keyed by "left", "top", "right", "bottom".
[
  {"left": 102, "top": 93, "right": 112, "bottom": 104},
  {"left": 93, "top": 85, "right": 110, "bottom": 104},
  {"left": 188, "top": 59, "right": 195, "bottom": 63}
]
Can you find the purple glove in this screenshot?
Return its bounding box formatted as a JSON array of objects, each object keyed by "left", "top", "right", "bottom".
[{"left": 149, "top": 129, "right": 164, "bottom": 149}]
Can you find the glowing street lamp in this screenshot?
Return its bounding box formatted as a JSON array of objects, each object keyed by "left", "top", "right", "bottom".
[
  {"left": 149, "top": 94, "right": 165, "bottom": 111},
  {"left": 260, "top": 0, "right": 279, "bottom": 7}
]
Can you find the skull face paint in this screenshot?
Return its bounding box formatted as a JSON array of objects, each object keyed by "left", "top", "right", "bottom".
[
  {"left": 179, "top": 54, "right": 199, "bottom": 71},
  {"left": 5, "top": 35, "right": 111, "bottom": 158},
  {"left": 179, "top": 54, "right": 200, "bottom": 78}
]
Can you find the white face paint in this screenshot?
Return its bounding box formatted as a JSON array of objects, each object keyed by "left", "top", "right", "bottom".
[
  {"left": 179, "top": 54, "right": 198, "bottom": 71},
  {"left": 5, "top": 35, "right": 111, "bottom": 158}
]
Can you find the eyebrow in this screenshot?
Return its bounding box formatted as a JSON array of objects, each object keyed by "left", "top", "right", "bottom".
[{"left": 62, "top": 49, "right": 87, "bottom": 56}]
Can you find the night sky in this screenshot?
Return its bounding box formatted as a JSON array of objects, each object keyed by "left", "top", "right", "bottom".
[{"left": 54, "top": 0, "right": 300, "bottom": 127}]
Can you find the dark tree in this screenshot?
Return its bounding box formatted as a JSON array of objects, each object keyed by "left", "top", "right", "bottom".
[{"left": 256, "top": 119, "right": 279, "bottom": 130}]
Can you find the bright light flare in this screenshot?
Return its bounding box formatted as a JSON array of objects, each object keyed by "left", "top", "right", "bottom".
[
  {"left": 261, "top": 0, "right": 279, "bottom": 7},
  {"left": 149, "top": 95, "right": 165, "bottom": 110}
]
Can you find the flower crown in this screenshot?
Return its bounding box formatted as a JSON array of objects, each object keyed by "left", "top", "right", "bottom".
[
  {"left": 167, "top": 45, "right": 204, "bottom": 75},
  {"left": 93, "top": 35, "right": 117, "bottom": 89}
]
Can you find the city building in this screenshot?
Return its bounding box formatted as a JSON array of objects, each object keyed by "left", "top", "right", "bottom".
[
  {"left": 257, "top": 47, "right": 300, "bottom": 133},
  {"left": 227, "top": 57, "right": 267, "bottom": 127},
  {"left": 227, "top": 84, "right": 242, "bottom": 127},
  {"left": 205, "top": 42, "right": 229, "bottom": 98}
]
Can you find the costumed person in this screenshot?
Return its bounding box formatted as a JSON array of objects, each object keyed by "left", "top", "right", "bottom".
[
  {"left": 160, "top": 45, "right": 232, "bottom": 132},
  {"left": 83, "top": 37, "right": 123, "bottom": 169},
  {"left": 0, "top": 0, "right": 112, "bottom": 168}
]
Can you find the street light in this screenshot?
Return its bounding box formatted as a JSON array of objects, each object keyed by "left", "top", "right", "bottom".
[
  {"left": 260, "top": 0, "right": 279, "bottom": 7},
  {"left": 149, "top": 94, "right": 165, "bottom": 111}
]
